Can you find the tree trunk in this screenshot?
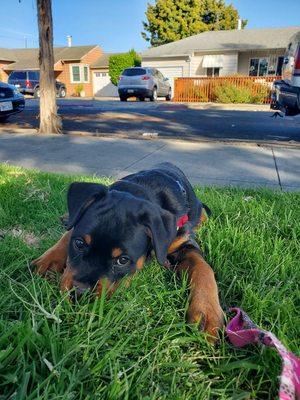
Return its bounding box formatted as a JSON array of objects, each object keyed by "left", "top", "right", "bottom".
[{"left": 37, "top": 0, "right": 61, "bottom": 133}]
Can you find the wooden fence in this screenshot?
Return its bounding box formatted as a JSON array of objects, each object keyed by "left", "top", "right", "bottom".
[{"left": 173, "top": 76, "right": 281, "bottom": 103}]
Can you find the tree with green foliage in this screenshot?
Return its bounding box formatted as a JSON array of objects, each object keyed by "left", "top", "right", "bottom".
[
  {"left": 109, "top": 50, "right": 141, "bottom": 86},
  {"left": 142, "top": 0, "right": 247, "bottom": 47}
]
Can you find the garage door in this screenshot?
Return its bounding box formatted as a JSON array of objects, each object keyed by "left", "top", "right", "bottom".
[
  {"left": 156, "top": 66, "right": 183, "bottom": 94},
  {"left": 93, "top": 72, "right": 118, "bottom": 97}
]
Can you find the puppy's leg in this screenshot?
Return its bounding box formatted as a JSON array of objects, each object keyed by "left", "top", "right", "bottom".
[
  {"left": 32, "top": 230, "right": 71, "bottom": 275},
  {"left": 169, "top": 246, "right": 223, "bottom": 341}
]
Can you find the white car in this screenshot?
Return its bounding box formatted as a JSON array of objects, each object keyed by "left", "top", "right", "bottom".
[{"left": 118, "top": 67, "right": 172, "bottom": 102}]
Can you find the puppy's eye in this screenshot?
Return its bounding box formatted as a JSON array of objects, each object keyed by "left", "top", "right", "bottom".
[
  {"left": 74, "top": 238, "right": 86, "bottom": 251},
  {"left": 116, "top": 255, "right": 130, "bottom": 266}
]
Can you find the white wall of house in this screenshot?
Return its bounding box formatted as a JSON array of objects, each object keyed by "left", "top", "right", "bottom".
[
  {"left": 191, "top": 52, "right": 238, "bottom": 76},
  {"left": 221, "top": 53, "right": 238, "bottom": 76},
  {"left": 143, "top": 53, "right": 239, "bottom": 79},
  {"left": 142, "top": 57, "right": 189, "bottom": 75},
  {"left": 142, "top": 49, "right": 285, "bottom": 80},
  {"left": 238, "top": 49, "right": 285, "bottom": 75},
  {"left": 142, "top": 57, "right": 189, "bottom": 94},
  {"left": 190, "top": 55, "right": 205, "bottom": 76}
]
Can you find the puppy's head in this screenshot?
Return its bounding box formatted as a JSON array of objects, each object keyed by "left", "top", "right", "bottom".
[{"left": 61, "top": 182, "right": 177, "bottom": 295}]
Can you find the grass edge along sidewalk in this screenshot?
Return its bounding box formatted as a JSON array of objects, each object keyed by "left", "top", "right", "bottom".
[{"left": 0, "top": 163, "right": 299, "bottom": 399}]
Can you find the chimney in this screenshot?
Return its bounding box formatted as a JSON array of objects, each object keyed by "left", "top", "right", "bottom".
[
  {"left": 237, "top": 19, "right": 242, "bottom": 30},
  {"left": 67, "top": 35, "right": 72, "bottom": 47}
]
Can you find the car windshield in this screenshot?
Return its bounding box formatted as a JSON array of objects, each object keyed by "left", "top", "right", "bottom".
[
  {"left": 122, "top": 68, "right": 147, "bottom": 76},
  {"left": 28, "top": 71, "right": 40, "bottom": 80},
  {"left": 10, "top": 71, "right": 26, "bottom": 79}
]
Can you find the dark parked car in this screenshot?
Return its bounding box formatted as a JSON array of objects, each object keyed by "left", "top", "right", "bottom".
[
  {"left": 0, "top": 81, "right": 25, "bottom": 122},
  {"left": 8, "top": 70, "right": 67, "bottom": 98},
  {"left": 271, "top": 31, "right": 300, "bottom": 116}
]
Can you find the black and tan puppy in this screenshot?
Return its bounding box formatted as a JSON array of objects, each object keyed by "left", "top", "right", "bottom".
[{"left": 32, "top": 162, "right": 223, "bottom": 339}]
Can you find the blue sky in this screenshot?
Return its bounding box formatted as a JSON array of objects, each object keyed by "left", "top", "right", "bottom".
[{"left": 1, "top": 0, "right": 300, "bottom": 51}]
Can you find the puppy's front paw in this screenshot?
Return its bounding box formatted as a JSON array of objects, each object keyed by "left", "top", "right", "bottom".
[
  {"left": 31, "top": 248, "right": 66, "bottom": 276},
  {"left": 187, "top": 301, "right": 224, "bottom": 343}
]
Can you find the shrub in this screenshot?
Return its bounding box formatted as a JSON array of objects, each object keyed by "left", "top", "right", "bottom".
[
  {"left": 74, "top": 84, "right": 84, "bottom": 96},
  {"left": 190, "top": 85, "right": 209, "bottom": 102},
  {"left": 109, "top": 49, "right": 141, "bottom": 86},
  {"left": 213, "top": 80, "right": 270, "bottom": 104},
  {"left": 251, "top": 83, "right": 270, "bottom": 103},
  {"left": 213, "top": 81, "right": 252, "bottom": 103}
]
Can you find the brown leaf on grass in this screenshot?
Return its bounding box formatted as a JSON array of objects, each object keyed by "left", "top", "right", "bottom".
[
  {"left": 22, "top": 186, "right": 50, "bottom": 202},
  {"left": 1, "top": 228, "right": 40, "bottom": 247}
]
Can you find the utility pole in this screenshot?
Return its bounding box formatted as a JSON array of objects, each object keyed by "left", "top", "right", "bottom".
[{"left": 24, "top": 36, "right": 28, "bottom": 48}]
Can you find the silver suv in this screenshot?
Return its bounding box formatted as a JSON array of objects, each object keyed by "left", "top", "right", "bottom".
[{"left": 118, "top": 67, "right": 172, "bottom": 102}]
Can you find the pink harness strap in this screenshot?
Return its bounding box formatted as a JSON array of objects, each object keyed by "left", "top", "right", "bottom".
[{"left": 226, "top": 308, "right": 300, "bottom": 400}]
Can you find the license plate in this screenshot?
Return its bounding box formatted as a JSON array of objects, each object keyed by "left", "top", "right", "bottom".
[
  {"left": 0, "top": 101, "right": 13, "bottom": 111},
  {"left": 14, "top": 84, "right": 20, "bottom": 88},
  {"left": 127, "top": 89, "right": 134, "bottom": 93}
]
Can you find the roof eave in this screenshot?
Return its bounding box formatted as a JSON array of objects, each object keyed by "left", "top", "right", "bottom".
[
  {"left": 90, "top": 65, "right": 108, "bottom": 69},
  {"left": 143, "top": 45, "right": 287, "bottom": 58},
  {"left": 142, "top": 53, "right": 190, "bottom": 59}
]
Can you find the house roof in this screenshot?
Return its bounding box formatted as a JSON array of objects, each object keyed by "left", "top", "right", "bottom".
[
  {"left": 90, "top": 53, "right": 122, "bottom": 69},
  {"left": 0, "top": 47, "right": 16, "bottom": 62},
  {"left": 142, "top": 26, "right": 300, "bottom": 58},
  {"left": 0, "top": 45, "right": 98, "bottom": 70}
]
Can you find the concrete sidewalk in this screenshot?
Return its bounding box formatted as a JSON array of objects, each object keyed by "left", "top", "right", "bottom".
[{"left": 0, "top": 133, "right": 299, "bottom": 191}]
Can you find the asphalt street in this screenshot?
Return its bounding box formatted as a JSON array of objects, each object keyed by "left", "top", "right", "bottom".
[{"left": 1, "top": 98, "right": 300, "bottom": 143}]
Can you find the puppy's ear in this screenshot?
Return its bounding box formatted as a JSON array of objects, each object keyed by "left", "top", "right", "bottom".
[
  {"left": 67, "top": 182, "right": 108, "bottom": 229},
  {"left": 139, "top": 202, "right": 177, "bottom": 265}
]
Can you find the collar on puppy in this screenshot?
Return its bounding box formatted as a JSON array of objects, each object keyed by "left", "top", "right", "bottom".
[{"left": 177, "top": 214, "right": 189, "bottom": 229}]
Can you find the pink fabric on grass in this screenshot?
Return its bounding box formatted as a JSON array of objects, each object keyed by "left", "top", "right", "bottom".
[{"left": 226, "top": 308, "right": 300, "bottom": 400}]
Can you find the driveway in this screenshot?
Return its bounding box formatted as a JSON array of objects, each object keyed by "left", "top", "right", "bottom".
[{"left": 1, "top": 98, "right": 300, "bottom": 144}]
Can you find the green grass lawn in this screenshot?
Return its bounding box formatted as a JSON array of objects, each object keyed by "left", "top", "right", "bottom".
[{"left": 0, "top": 163, "right": 299, "bottom": 400}]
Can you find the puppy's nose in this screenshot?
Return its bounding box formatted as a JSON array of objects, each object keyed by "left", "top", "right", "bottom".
[
  {"left": 75, "top": 286, "right": 88, "bottom": 295},
  {"left": 73, "top": 280, "right": 91, "bottom": 295}
]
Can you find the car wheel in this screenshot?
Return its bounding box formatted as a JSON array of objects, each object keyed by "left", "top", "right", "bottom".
[
  {"left": 0, "top": 115, "right": 8, "bottom": 123},
  {"left": 166, "top": 88, "right": 172, "bottom": 101},
  {"left": 285, "top": 107, "right": 298, "bottom": 116},
  {"left": 59, "top": 88, "right": 66, "bottom": 98},
  {"left": 150, "top": 87, "right": 157, "bottom": 102},
  {"left": 120, "top": 96, "right": 127, "bottom": 102},
  {"left": 34, "top": 88, "right": 40, "bottom": 98}
]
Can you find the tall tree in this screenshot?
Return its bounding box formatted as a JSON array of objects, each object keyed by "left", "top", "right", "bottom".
[
  {"left": 37, "top": 0, "right": 61, "bottom": 133},
  {"left": 142, "top": 0, "right": 247, "bottom": 47}
]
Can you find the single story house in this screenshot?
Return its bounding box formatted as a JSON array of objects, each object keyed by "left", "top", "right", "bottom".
[
  {"left": 0, "top": 45, "right": 120, "bottom": 97},
  {"left": 142, "top": 26, "right": 300, "bottom": 91}
]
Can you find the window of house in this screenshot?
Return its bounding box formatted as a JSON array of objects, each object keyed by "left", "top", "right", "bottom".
[
  {"left": 83, "top": 66, "right": 89, "bottom": 82},
  {"left": 95, "top": 72, "right": 108, "bottom": 77},
  {"left": 276, "top": 57, "right": 284, "bottom": 75},
  {"left": 70, "top": 65, "right": 89, "bottom": 83},
  {"left": 268, "top": 55, "right": 277, "bottom": 75},
  {"left": 207, "top": 67, "right": 220, "bottom": 77},
  {"left": 249, "top": 58, "right": 268, "bottom": 76},
  {"left": 71, "top": 66, "right": 80, "bottom": 82}
]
